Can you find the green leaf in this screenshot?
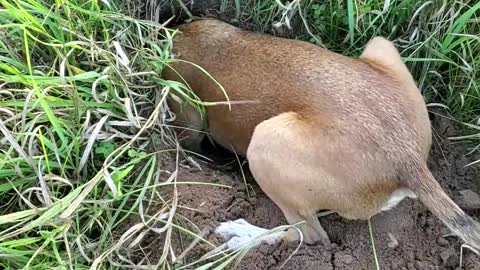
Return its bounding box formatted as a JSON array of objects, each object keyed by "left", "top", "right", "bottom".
[
  {"left": 347, "top": 0, "right": 355, "bottom": 44},
  {"left": 95, "top": 142, "right": 115, "bottom": 159},
  {"left": 112, "top": 165, "right": 134, "bottom": 184}
]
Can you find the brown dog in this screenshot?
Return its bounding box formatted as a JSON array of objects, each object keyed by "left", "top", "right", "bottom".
[{"left": 162, "top": 18, "right": 480, "bottom": 250}]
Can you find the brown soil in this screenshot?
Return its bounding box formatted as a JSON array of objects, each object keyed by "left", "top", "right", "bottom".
[
  {"left": 136, "top": 108, "right": 480, "bottom": 270},
  {"left": 135, "top": 2, "right": 480, "bottom": 269}
]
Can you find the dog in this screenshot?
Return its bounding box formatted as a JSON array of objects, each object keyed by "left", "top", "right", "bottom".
[{"left": 162, "top": 18, "right": 480, "bottom": 250}]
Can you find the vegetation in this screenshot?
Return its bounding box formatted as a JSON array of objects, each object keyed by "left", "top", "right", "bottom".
[
  {"left": 0, "top": 0, "right": 479, "bottom": 269},
  {"left": 242, "top": 0, "right": 480, "bottom": 126},
  {"left": 0, "top": 0, "right": 200, "bottom": 268}
]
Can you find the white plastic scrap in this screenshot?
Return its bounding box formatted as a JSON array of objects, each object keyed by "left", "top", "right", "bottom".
[{"left": 215, "top": 218, "right": 280, "bottom": 250}]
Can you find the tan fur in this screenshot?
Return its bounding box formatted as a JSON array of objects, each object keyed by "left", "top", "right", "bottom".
[{"left": 163, "top": 19, "right": 480, "bottom": 249}]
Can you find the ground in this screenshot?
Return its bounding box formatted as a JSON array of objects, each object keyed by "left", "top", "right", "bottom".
[
  {"left": 132, "top": 2, "right": 480, "bottom": 269},
  {"left": 135, "top": 108, "right": 480, "bottom": 270}
]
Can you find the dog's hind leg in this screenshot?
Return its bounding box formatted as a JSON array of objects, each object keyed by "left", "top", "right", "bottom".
[
  {"left": 247, "top": 112, "right": 332, "bottom": 246},
  {"left": 279, "top": 207, "right": 330, "bottom": 245}
]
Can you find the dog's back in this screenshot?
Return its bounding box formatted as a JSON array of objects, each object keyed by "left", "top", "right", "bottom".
[{"left": 165, "top": 19, "right": 431, "bottom": 159}]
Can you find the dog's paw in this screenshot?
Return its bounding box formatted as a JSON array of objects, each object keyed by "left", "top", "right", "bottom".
[{"left": 214, "top": 219, "right": 281, "bottom": 250}]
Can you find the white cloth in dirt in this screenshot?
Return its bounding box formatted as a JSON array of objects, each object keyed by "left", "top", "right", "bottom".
[{"left": 215, "top": 218, "right": 280, "bottom": 250}]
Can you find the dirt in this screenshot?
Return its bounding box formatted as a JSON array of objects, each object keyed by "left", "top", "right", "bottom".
[
  {"left": 131, "top": 2, "right": 480, "bottom": 269},
  {"left": 133, "top": 107, "right": 480, "bottom": 270}
]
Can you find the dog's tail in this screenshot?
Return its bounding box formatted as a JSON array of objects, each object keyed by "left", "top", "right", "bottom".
[{"left": 401, "top": 160, "right": 480, "bottom": 251}]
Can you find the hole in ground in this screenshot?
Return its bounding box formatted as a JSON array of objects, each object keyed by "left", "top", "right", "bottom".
[{"left": 197, "top": 135, "right": 248, "bottom": 174}]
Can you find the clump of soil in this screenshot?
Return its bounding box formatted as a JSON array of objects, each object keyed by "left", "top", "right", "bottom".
[{"left": 136, "top": 108, "right": 480, "bottom": 270}]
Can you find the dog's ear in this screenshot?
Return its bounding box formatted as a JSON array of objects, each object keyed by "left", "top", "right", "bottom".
[{"left": 360, "top": 37, "right": 415, "bottom": 86}]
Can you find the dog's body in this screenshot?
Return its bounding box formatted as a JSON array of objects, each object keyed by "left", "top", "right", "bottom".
[{"left": 163, "top": 19, "right": 480, "bottom": 249}]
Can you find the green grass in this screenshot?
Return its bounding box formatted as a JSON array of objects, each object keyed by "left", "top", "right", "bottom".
[
  {"left": 0, "top": 0, "right": 222, "bottom": 269},
  {"left": 232, "top": 0, "right": 480, "bottom": 136}
]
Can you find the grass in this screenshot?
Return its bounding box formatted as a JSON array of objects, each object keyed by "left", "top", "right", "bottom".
[
  {"left": 368, "top": 218, "right": 380, "bottom": 270},
  {"left": 0, "top": 0, "right": 225, "bottom": 269},
  {"left": 1, "top": 0, "right": 480, "bottom": 269},
  {"left": 232, "top": 0, "right": 480, "bottom": 137}
]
